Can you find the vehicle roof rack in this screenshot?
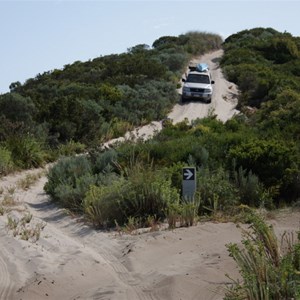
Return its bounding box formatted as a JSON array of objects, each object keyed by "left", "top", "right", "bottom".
[{"left": 188, "top": 63, "right": 209, "bottom": 72}]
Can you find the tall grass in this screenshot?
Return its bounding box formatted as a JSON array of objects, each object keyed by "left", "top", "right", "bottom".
[
  {"left": 7, "top": 135, "right": 45, "bottom": 168},
  {"left": 166, "top": 195, "right": 200, "bottom": 228},
  {"left": 0, "top": 146, "right": 15, "bottom": 176},
  {"left": 83, "top": 179, "right": 127, "bottom": 227},
  {"left": 83, "top": 164, "right": 181, "bottom": 228},
  {"left": 225, "top": 209, "right": 300, "bottom": 299}
]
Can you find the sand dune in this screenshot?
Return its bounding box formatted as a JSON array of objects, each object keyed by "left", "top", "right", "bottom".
[{"left": 1, "top": 50, "right": 299, "bottom": 300}]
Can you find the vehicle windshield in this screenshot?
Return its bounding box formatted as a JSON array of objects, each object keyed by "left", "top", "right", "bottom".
[{"left": 186, "top": 74, "right": 210, "bottom": 84}]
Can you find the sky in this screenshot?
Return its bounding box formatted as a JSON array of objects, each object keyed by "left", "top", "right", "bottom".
[{"left": 1, "top": 0, "right": 300, "bottom": 94}]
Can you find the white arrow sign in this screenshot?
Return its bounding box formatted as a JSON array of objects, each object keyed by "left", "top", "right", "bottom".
[{"left": 184, "top": 169, "right": 194, "bottom": 180}]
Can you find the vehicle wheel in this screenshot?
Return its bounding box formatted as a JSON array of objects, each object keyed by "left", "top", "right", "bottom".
[
  {"left": 206, "top": 98, "right": 212, "bottom": 104},
  {"left": 181, "top": 96, "right": 187, "bottom": 103}
]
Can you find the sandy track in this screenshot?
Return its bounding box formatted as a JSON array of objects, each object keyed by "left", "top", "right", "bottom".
[
  {"left": 168, "top": 49, "right": 239, "bottom": 124},
  {"left": 0, "top": 172, "right": 156, "bottom": 300}
]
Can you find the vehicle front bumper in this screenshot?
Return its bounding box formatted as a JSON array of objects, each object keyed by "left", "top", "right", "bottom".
[{"left": 182, "top": 91, "right": 212, "bottom": 100}]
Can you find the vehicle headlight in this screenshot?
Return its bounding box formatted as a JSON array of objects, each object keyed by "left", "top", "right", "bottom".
[
  {"left": 204, "top": 88, "right": 212, "bottom": 93},
  {"left": 183, "top": 87, "right": 190, "bottom": 93}
]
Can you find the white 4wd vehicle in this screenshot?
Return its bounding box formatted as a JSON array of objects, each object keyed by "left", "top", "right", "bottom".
[{"left": 181, "top": 70, "right": 215, "bottom": 103}]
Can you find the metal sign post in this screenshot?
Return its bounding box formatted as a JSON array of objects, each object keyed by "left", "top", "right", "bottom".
[{"left": 182, "top": 167, "right": 196, "bottom": 201}]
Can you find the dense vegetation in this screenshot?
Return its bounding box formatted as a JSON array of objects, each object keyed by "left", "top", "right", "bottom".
[
  {"left": 220, "top": 27, "right": 300, "bottom": 202},
  {"left": 42, "top": 28, "right": 300, "bottom": 228},
  {"left": 0, "top": 31, "right": 222, "bottom": 173},
  {"left": 1, "top": 28, "right": 300, "bottom": 227}
]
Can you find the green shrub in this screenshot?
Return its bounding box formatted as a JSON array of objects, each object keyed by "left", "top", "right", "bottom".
[
  {"left": 110, "top": 118, "right": 133, "bottom": 138},
  {"left": 7, "top": 135, "right": 45, "bottom": 168},
  {"left": 53, "top": 174, "right": 97, "bottom": 211},
  {"left": 225, "top": 210, "right": 300, "bottom": 300},
  {"left": 89, "top": 149, "right": 118, "bottom": 174},
  {"left": 148, "top": 135, "right": 195, "bottom": 165},
  {"left": 166, "top": 196, "right": 200, "bottom": 228},
  {"left": 121, "top": 166, "right": 180, "bottom": 222},
  {"left": 0, "top": 146, "right": 14, "bottom": 176},
  {"left": 83, "top": 165, "right": 180, "bottom": 227},
  {"left": 257, "top": 89, "right": 300, "bottom": 141},
  {"left": 57, "top": 140, "right": 86, "bottom": 156},
  {"left": 44, "top": 156, "right": 96, "bottom": 210},
  {"left": 233, "top": 165, "right": 273, "bottom": 208},
  {"left": 83, "top": 179, "right": 127, "bottom": 227},
  {"left": 197, "top": 167, "right": 239, "bottom": 214},
  {"left": 228, "top": 139, "right": 298, "bottom": 198},
  {"left": 0, "top": 92, "right": 35, "bottom": 125}
]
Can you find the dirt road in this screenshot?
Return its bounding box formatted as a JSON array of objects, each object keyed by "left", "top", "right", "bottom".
[{"left": 2, "top": 50, "right": 298, "bottom": 300}]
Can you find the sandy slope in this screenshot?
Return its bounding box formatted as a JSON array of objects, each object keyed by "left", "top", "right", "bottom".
[{"left": 1, "top": 50, "right": 299, "bottom": 300}]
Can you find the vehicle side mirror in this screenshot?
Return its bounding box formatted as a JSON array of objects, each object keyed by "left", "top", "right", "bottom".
[
  {"left": 182, "top": 78, "right": 186, "bottom": 82},
  {"left": 211, "top": 80, "right": 215, "bottom": 84}
]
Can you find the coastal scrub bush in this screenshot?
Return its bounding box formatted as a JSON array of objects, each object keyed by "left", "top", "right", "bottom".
[
  {"left": 120, "top": 165, "right": 180, "bottom": 222},
  {"left": 57, "top": 140, "right": 86, "bottom": 156},
  {"left": 233, "top": 165, "right": 273, "bottom": 208},
  {"left": 228, "top": 139, "right": 297, "bottom": 189},
  {"left": 197, "top": 167, "right": 239, "bottom": 215},
  {"left": 83, "top": 165, "right": 180, "bottom": 227},
  {"left": 44, "top": 156, "right": 97, "bottom": 211},
  {"left": 0, "top": 146, "right": 14, "bottom": 176},
  {"left": 225, "top": 210, "right": 300, "bottom": 299},
  {"left": 7, "top": 135, "right": 45, "bottom": 168},
  {"left": 89, "top": 148, "right": 119, "bottom": 174},
  {"left": 148, "top": 135, "right": 195, "bottom": 165},
  {"left": 0, "top": 92, "right": 35, "bottom": 125},
  {"left": 83, "top": 179, "right": 127, "bottom": 227}
]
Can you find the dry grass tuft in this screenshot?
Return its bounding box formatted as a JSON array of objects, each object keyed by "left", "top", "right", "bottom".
[{"left": 17, "top": 172, "right": 43, "bottom": 190}]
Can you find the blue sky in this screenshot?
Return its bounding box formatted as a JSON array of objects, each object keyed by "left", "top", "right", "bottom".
[{"left": 1, "top": 0, "right": 300, "bottom": 94}]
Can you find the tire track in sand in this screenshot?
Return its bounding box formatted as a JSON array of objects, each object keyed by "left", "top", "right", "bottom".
[
  {"left": 19, "top": 175, "right": 156, "bottom": 300},
  {"left": 0, "top": 249, "right": 14, "bottom": 300},
  {"left": 98, "top": 245, "right": 156, "bottom": 300}
]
